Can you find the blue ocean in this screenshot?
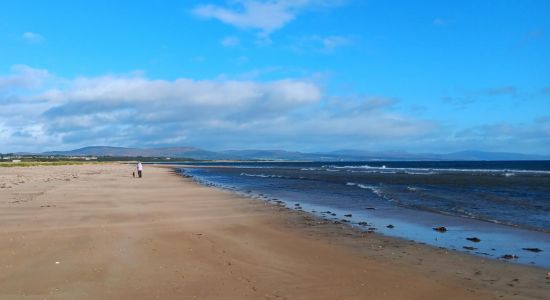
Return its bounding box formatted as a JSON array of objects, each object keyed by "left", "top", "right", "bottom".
[{"left": 175, "top": 161, "right": 550, "bottom": 268}]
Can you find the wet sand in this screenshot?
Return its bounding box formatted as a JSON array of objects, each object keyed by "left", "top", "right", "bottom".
[{"left": 0, "top": 164, "right": 548, "bottom": 299}]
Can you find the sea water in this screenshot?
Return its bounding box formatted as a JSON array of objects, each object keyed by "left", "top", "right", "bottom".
[{"left": 175, "top": 161, "right": 550, "bottom": 268}]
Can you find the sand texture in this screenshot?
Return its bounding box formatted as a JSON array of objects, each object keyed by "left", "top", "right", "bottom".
[{"left": 0, "top": 164, "right": 548, "bottom": 299}]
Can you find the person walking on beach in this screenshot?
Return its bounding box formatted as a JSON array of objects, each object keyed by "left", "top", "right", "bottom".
[{"left": 137, "top": 161, "right": 143, "bottom": 178}]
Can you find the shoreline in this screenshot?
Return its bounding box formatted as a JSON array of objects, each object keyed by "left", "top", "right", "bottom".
[
  {"left": 1, "top": 164, "right": 548, "bottom": 299},
  {"left": 176, "top": 165, "right": 550, "bottom": 269},
  {"left": 165, "top": 165, "right": 550, "bottom": 297},
  {"left": 170, "top": 166, "right": 550, "bottom": 294}
]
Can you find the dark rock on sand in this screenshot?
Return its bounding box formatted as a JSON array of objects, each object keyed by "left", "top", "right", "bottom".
[
  {"left": 522, "top": 247, "right": 542, "bottom": 252},
  {"left": 501, "top": 254, "right": 519, "bottom": 260},
  {"left": 466, "top": 237, "right": 481, "bottom": 243},
  {"left": 433, "top": 226, "right": 447, "bottom": 233},
  {"left": 386, "top": 224, "right": 394, "bottom": 229}
]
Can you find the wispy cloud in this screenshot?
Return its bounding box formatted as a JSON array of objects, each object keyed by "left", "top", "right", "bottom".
[
  {"left": 236, "top": 56, "right": 249, "bottom": 64},
  {"left": 442, "top": 86, "right": 518, "bottom": 106},
  {"left": 522, "top": 29, "right": 544, "bottom": 43},
  {"left": 312, "top": 35, "right": 351, "bottom": 52},
  {"left": 0, "top": 65, "right": 50, "bottom": 91},
  {"left": 515, "top": 29, "right": 544, "bottom": 48},
  {"left": 452, "top": 117, "right": 550, "bottom": 154},
  {"left": 433, "top": 18, "right": 446, "bottom": 26},
  {"left": 22, "top": 32, "right": 44, "bottom": 44},
  {"left": 192, "top": 0, "right": 344, "bottom": 36},
  {"left": 526, "top": 29, "right": 544, "bottom": 39},
  {"left": 191, "top": 56, "right": 206, "bottom": 63},
  {"left": 484, "top": 86, "right": 517, "bottom": 96},
  {"left": 221, "top": 36, "right": 240, "bottom": 47},
  {"left": 289, "top": 35, "right": 352, "bottom": 54}
]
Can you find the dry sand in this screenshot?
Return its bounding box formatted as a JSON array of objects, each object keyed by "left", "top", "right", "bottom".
[{"left": 0, "top": 164, "right": 548, "bottom": 299}]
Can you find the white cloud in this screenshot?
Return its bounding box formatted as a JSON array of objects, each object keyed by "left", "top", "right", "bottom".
[
  {"left": 22, "top": 32, "right": 45, "bottom": 44},
  {"left": 192, "top": 0, "right": 344, "bottom": 36},
  {"left": 221, "top": 36, "right": 240, "bottom": 47},
  {"left": 0, "top": 65, "right": 51, "bottom": 91},
  {"left": 0, "top": 65, "right": 437, "bottom": 152},
  {"left": 39, "top": 76, "right": 322, "bottom": 109}
]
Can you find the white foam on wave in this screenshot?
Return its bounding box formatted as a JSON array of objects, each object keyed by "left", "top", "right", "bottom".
[
  {"left": 345, "top": 182, "right": 400, "bottom": 204},
  {"left": 346, "top": 182, "right": 384, "bottom": 197},
  {"left": 323, "top": 165, "right": 550, "bottom": 176},
  {"left": 358, "top": 184, "right": 381, "bottom": 195},
  {"left": 240, "top": 173, "right": 283, "bottom": 178},
  {"left": 405, "top": 171, "right": 436, "bottom": 175},
  {"left": 356, "top": 184, "right": 372, "bottom": 190},
  {"left": 324, "top": 164, "right": 374, "bottom": 169}
]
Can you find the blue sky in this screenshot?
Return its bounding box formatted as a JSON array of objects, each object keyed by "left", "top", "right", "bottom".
[{"left": 1, "top": 0, "right": 549, "bottom": 154}]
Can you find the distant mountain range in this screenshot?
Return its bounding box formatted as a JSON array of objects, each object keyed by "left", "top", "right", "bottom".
[
  {"left": 43, "top": 146, "right": 222, "bottom": 160},
  {"left": 28, "top": 146, "right": 550, "bottom": 161}
]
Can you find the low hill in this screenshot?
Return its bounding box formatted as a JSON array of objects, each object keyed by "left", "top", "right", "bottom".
[{"left": 34, "top": 146, "right": 550, "bottom": 161}]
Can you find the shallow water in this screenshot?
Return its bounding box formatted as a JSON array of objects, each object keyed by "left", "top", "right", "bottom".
[{"left": 174, "top": 161, "right": 550, "bottom": 268}]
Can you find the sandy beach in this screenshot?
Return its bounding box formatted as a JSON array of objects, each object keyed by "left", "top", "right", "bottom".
[{"left": 0, "top": 164, "right": 548, "bottom": 300}]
